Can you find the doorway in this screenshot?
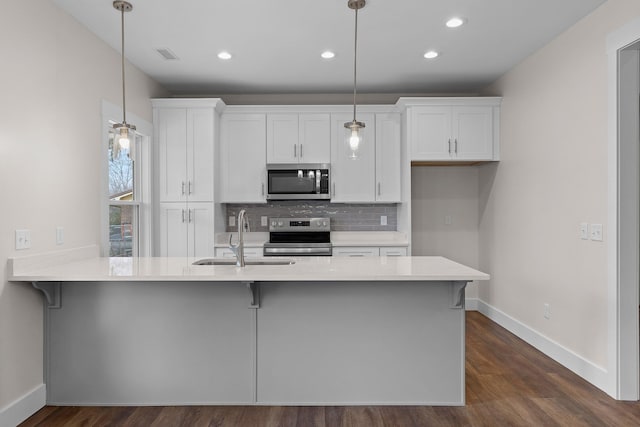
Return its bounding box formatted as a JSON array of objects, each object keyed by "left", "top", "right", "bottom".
[{"left": 609, "top": 20, "right": 640, "bottom": 400}]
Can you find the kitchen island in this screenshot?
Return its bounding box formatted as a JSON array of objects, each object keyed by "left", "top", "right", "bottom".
[{"left": 9, "top": 247, "right": 489, "bottom": 406}]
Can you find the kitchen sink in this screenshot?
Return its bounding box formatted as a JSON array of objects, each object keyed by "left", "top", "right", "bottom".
[{"left": 192, "top": 258, "right": 296, "bottom": 266}]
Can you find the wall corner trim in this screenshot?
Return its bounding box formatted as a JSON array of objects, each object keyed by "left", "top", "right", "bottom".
[
  {"left": 0, "top": 384, "right": 46, "bottom": 427},
  {"left": 475, "top": 300, "right": 612, "bottom": 398}
]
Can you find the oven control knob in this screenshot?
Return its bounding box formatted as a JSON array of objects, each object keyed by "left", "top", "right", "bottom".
[
  {"left": 271, "top": 220, "right": 277, "bottom": 227},
  {"left": 278, "top": 221, "right": 283, "bottom": 227},
  {"left": 322, "top": 221, "right": 328, "bottom": 227}
]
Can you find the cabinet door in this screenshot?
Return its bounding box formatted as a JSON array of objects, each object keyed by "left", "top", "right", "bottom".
[
  {"left": 410, "top": 106, "right": 452, "bottom": 161},
  {"left": 158, "top": 203, "right": 188, "bottom": 257},
  {"left": 299, "top": 114, "right": 330, "bottom": 163},
  {"left": 330, "top": 113, "right": 376, "bottom": 202},
  {"left": 187, "top": 108, "right": 215, "bottom": 202},
  {"left": 157, "top": 108, "right": 188, "bottom": 202},
  {"left": 452, "top": 106, "right": 493, "bottom": 160},
  {"left": 333, "top": 247, "right": 380, "bottom": 257},
  {"left": 375, "top": 113, "right": 401, "bottom": 202},
  {"left": 266, "top": 114, "right": 298, "bottom": 163},
  {"left": 220, "top": 114, "right": 267, "bottom": 203},
  {"left": 188, "top": 202, "right": 214, "bottom": 258}
]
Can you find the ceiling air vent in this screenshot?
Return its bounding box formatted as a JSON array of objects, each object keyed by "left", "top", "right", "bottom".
[{"left": 156, "top": 48, "right": 179, "bottom": 60}]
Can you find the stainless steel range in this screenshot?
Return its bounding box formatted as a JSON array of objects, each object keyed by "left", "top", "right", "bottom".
[{"left": 263, "top": 217, "right": 332, "bottom": 257}]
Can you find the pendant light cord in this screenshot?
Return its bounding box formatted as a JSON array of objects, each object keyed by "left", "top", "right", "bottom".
[
  {"left": 120, "top": 7, "right": 127, "bottom": 124},
  {"left": 352, "top": 6, "right": 358, "bottom": 123}
]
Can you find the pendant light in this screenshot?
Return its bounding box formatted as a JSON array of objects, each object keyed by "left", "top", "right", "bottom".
[
  {"left": 112, "top": 1, "right": 136, "bottom": 155},
  {"left": 344, "top": 0, "right": 366, "bottom": 159}
]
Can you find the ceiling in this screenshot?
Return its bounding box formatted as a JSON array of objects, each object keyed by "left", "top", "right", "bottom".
[{"left": 52, "top": 0, "right": 606, "bottom": 95}]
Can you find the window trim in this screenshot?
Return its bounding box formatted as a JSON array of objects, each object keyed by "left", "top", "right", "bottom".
[{"left": 101, "top": 100, "right": 152, "bottom": 257}]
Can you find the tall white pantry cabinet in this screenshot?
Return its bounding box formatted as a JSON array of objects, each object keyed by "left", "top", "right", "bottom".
[{"left": 152, "top": 99, "right": 225, "bottom": 257}]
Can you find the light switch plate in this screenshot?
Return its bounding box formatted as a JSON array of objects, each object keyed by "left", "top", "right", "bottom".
[
  {"left": 56, "top": 227, "right": 64, "bottom": 245},
  {"left": 15, "top": 229, "right": 31, "bottom": 250},
  {"left": 229, "top": 216, "right": 236, "bottom": 227},
  {"left": 591, "top": 223, "right": 603, "bottom": 241},
  {"left": 579, "top": 222, "right": 589, "bottom": 240},
  {"left": 261, "top": 216, "right": 268, "bottom": 227},
  {"left": 380, "top": 215, "right": 387, "bottom": 226}
]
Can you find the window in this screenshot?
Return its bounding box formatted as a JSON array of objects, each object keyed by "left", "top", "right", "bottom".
[
  {"left": 102, "top": 100, "right": 151, "bottom": 257},
  {"left": 108, "top": 128, "right": 139, "bottom": 256}
]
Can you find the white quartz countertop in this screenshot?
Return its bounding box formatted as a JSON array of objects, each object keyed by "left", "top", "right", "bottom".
[{"left": 9, "top": 248, "right": 487, "bottom": 283}]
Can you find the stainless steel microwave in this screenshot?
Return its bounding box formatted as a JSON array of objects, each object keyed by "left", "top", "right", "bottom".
[{"left": 266, "top": 164, "right": 330, "bottom": 200}]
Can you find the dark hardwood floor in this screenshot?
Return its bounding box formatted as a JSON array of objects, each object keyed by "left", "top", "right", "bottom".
[{"left": 19, "top": 312, "right": 640, "bottom": 427}]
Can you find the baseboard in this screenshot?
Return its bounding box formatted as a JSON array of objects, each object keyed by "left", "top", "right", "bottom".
[
  {"left": 475, "top": 300, "right": 610, "bottom": 394},
  {"left": 0, "top": 384, "right": 46, "bottom": 427},
  {"left": 465, "top": 298, "right": 479, "bottom": 311}
]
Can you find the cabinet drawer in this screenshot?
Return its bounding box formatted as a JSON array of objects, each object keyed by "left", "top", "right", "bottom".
[
  {"left": 332, "top": 247, "right": 380, "bottom": 257},
  {"left": 380, "top": 247, "right": 408, "bottom": 256},
  {"left": 214, "top": 247, "right": 263, "bottom": 258}
]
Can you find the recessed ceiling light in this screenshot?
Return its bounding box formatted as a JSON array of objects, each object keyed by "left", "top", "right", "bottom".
[
  {"left": 424, "top": 50, "right": 439, "bottom": 59},
  {"left": 217, "top": 51, "right": 232, "bottom": 60},
  {"left": 446, "top": 17, "right": 465, "bottom": 28},
  {"left": 321, "top": 50, "right": 336, "bottom": 59}
]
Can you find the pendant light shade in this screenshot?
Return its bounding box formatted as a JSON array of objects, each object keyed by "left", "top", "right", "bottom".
[
  {"left": 113, "top": 1, "right": 136, "bottom": 156},
  {"left": 344, "top": 0, "right": 365, "bottom": 159}
]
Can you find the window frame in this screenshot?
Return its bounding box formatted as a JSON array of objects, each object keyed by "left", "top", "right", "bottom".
[{"left": 101, "top": 100, "right": 152, "bottom": 257}]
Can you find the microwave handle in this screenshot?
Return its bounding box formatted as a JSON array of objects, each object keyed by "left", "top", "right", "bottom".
[{"left": 316, "top": 169, "right": 321, "bottom": 194}]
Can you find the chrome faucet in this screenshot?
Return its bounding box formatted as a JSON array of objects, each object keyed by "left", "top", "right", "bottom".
[{"left": 229, "top": 209, "right": 249, "bottom": 267}]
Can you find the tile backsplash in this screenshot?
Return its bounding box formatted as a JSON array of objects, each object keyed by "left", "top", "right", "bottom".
[{"left": 225, "top": 201, "right": 397, "bottom": 232}]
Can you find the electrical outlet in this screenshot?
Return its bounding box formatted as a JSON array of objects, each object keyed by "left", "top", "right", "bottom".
[
  {"left": 15, "top": 229, "right": 31, "bottom": 250},
  {"left": 56, "top": 226, "right": 64, "bottom": 245},
  {"left": 229, "top": 216, "right": 236, "bottom": 227},
  {"left": 591, "top": 224, "right": 603, "bottom": 241},
  {"left": 261, "top": 216, "right": 268, "bottom": 227},
  {"left": 579, "top": 222, "right": 589, "bottom": 240},
  {"left": 544, "top": 303, "right": 551, "bottom": 319},
  {"left": 380, "top": 215, "right": 387, "bottom": 226},
  {"left": 445, "top": 215, "right": 452, "bottom": 225}
]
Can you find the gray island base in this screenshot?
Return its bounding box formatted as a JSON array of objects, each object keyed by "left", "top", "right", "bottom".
[{"left": 9, "top": 251, "right": 489, "bottom": 406}]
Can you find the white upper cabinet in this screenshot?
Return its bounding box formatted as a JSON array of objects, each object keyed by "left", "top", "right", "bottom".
[
  {"left": 219, "top": 114, "right": 267, "bottom": 203},
  {"left": 403, "top": 98, "right": 501, "bottom": 162},
  {"left": 266, "top": 113, "right": 330, "bottom": 164},
  {"left": 330, "top": 113, "right": 376, "bottom": 203},
  {"left": 156, "top": 107, "right": 215, "bottom": 203},
  {"left": 375, "top": 113, "right": 401, "bottom": 202}
]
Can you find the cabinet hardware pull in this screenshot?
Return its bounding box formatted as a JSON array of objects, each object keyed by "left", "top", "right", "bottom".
[
  {"left": 181, "top": 182, "right": 185, "bottom": 195},
  {"left": 294, "top": 144, "right": 297, "bottom": 158},
  {"left": 181, "top": 209, "right": 185, "bottom": 223},
  {"left": 454, "top": 139, "right": 458, "bottom": 154},
  {"left": 189, "top": 209, "right": 193, "bottom": 223},
  {"left": 448, "top": 139, "right": 451, "bottom": 154},
  {"left": 262, "top": 183, "right": 265, "bottom": 196},
  {"left": 378, "top": 182, "right": 381, "bottom": 196},
  {"left": 188, "top": 181, "right": 192, "bottom": 194},
  {"left": 332, "top": 183, "right": 336, "bottom": 197},
  {"left": 300, "top": 144, "right": 303, "bottom": 158}
]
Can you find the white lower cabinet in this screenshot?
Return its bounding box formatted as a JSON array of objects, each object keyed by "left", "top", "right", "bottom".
[
  {"left": 159, "top": 202, "right": 214, "bottom": 257},
  {"left": 214, "top": 247, "right": 262, "bottom": 258},
  {"left": 332, "top": 247, "right": 380, "bottom": 257},
  {"left": 380, "top": 246, "right": 408, "bottom": 256},
  {"left": 333, "top": 246, "right": 408, "bottom": 257}
]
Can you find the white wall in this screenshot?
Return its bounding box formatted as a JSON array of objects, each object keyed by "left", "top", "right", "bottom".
[
  {"left": 411, "top": 167, "right": 481, "bottom": 299},
  {"left": 480, "top": 0, "right": 640, "bottom": 372},
  {"left": 0, "top": 0, "right": 167, "bottom": 419}
]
